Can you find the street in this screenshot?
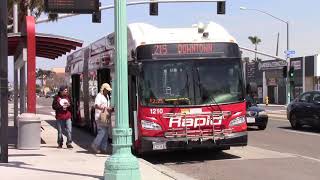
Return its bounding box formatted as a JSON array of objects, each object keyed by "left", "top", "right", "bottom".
[
  {"left": 26, "top": 98, "right": 320, "bottom": 180},
  {"left": 142, "top": 117, "right": 320, "bottom": 180}
]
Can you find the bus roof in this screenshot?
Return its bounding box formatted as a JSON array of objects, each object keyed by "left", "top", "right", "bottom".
[
  {"left": 66, "top": 22, "right": 238, "bottom": 73},
  {"left": 127, "top": 22, "right": 237, "bottom": 48}
]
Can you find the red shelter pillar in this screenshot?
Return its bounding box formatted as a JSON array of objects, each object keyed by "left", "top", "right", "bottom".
[{"left": 26, "top": 16, "right": 36, "bottom": 113}]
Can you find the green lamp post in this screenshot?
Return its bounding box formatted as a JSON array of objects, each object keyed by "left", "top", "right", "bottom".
[{"left": 104, "top": 0, "right": 140, "bottom": 179}]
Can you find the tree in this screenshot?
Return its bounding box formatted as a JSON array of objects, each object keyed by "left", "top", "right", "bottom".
[
  {"left": 36, "top": 68, "right": 55, "bottom": 93},
  {"left": 47, "top": 73, "right": 66, "bottom": 91},
  {"left": 7, "top": 0, "right": 57, "bottom": 32},
  {"left": 248, "top": 36, "right": 262, "bottom": 62}
]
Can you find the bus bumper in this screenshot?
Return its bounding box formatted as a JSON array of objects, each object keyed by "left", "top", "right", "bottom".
[{"left": 139, "top": 131, "right": 247, "bottom": 153}]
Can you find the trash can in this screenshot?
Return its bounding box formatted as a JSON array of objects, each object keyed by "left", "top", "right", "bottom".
[{"left": 17, "top": 113, "right": 41, "bottom": 150}]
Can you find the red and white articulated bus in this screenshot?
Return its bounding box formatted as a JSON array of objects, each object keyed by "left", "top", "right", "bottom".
[{"left": 66, "top": 22, "right": 248, "bottom": 154}]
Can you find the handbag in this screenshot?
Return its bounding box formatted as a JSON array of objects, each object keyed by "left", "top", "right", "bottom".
[{"left": 100, "top": 109, "right": 110, "bottom": 125}]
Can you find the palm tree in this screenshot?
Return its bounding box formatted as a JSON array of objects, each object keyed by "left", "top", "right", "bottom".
[
  {"left": 7, "top": 0, "right": 57, "bottom": 32},
  {"left": 36, "top": 68, "right": 55, "bottom": 93},
  {"left": 248, "top": 36, "right": 262, "bottom": 62}
]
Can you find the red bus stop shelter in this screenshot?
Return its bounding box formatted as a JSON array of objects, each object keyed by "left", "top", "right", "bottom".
[{"left": 7, "top": 16, "right": 83, "bottom": 115}]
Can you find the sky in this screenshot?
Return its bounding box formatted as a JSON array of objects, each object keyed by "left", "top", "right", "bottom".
[{"left": 7, "top": 0, "right": 320, "bottom": 82}]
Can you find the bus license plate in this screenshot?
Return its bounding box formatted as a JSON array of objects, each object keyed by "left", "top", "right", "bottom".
[
  {"left": 152, "top": 142, "right": 166, "bottom": 150},
  {"left": 247, "top": 117, "right": 255, "bottom": 123}
]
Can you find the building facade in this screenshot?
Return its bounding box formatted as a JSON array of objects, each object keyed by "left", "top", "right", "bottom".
[{"left": 245, "top": 54, "right": 320, "bottom": 105}]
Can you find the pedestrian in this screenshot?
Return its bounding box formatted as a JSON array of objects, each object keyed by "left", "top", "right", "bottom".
[
  {"left": 52, "top": 85, "right": 73, "bottom": 149},
  {"left": 91, "top": 83, "right": 113, "bottom": 154}
]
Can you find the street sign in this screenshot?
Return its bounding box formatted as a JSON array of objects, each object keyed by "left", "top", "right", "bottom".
[
  {"left": 258, "top": 60, "right": 287, "bottom": 70},
  {"left": 285, "top": 50, "right": 295, "bottom": 55},
  {"left": 44, "top": 0, "right": 99, "bottom": 14}
]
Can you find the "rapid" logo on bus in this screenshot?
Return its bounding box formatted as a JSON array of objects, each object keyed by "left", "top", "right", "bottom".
[{"left": 168, "top": 115, "right": 222, "bottom": 128}]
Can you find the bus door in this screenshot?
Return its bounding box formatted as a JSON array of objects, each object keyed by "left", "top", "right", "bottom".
[
  {"left": 97, "top": 68, "right": 111, "bottom": 91},
  {"left": 128, "top": 64, "right": 141, "bottom": 149},
  {"left": 71, "top": 74, "right": 81, "bottom": 125},
  {"left": 128, "top": 75, "right": 138, "bottom": 145},
  {"left": 97, "top": 68, "right": 112, "bottom": 137}
]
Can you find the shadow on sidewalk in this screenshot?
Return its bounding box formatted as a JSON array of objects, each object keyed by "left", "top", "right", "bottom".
[
  {"left": 45, "top": 119, "right": 112, "bottom": 155},
  {"left": 143, "top": 149, "right": 240, "bottom": 165},
  {"left": 9, "top": 154, "right": 46, "bottom": 157},
  {"left": 0, "top": 161, "right": 103, "bottom": 179},
  {"left": 8, "top": 126, "right": 17, "bottom": 147}
]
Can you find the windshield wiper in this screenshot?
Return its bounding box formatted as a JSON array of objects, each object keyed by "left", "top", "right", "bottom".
[{"left": 195, "top": 67, "right": 223, "bottom": 113}]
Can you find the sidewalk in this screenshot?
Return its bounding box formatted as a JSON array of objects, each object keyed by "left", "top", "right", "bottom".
[
  {"left": 0, "top": 114, "right": 193, "bottom": 180},
  {"left": 256, "top": 104, "right": 287, "bottom": 119},
  {"left": 257, "top": 104, "right": 287, "bottom": 108},
  {"left": 265, "top": 110, "right": 287, "bottom": 119}
]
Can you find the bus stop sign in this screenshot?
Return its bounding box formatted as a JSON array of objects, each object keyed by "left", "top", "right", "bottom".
[{"left": 44, "top": 0, "right": 99, "bottom": 14}]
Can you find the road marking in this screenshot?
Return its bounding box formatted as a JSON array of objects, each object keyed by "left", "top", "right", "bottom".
[
  {"left": 225, "top": 145, "right": 295, "bottom": 160},
  {"left": 287, "top": 153, "right": 320, "bottom": 163},
  {"left": 283, "top": 129, "right": 320, "bottom": 137},
  {"left": 51, "top": 112, "right": 56, "bottom": 116},
  {"left": 268, "top": 114, "right": 287, "bottom": 118},
  {"left": 270, "top": 118, "right": 288, "bottom": 122},
  {"left": 267, "top": 110, "right": 287, "bottom": 113},
  {"left": 230, "top": 146, "right": 320, "bottom": 163}
]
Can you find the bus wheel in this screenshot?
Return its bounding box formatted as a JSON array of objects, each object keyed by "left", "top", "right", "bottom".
[
  {"left": 131, "top": 148, "right": 142, "bottom": 157},
  {"left": 213, "top": 146, "right": 230, "bottom": 153},
  {"left": 131, "top": 143, "right": 142, "bottom": 157}
]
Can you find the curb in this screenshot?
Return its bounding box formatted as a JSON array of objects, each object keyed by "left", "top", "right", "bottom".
[
  {"left": 258, "top": 104, "right": 287, "bottom": 108},
  {"left": 268, "top": 114, "right": 287, "bottom": 119},
  {"left": 139, "top": 158, "right": 197, "bottom": 180}
]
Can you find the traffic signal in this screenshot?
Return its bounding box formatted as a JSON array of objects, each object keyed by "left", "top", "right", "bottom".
[
  {"left": 289, "top": 66, "right": 294, "bottom": 81},
  {"left": 149, "top": 2, "right": 158, "bottom": 16},
  {"left": 92, "top": 2, "right": 101, "bottom": 23},
  {"left": 217, "top": 1, "right": 226, "bottom": 14},
  {"left": 92, "top": 10, "right": 101, "bottom": 23},
  {"left": 282, "top": 66, "right": 287, "bottom": 78}
]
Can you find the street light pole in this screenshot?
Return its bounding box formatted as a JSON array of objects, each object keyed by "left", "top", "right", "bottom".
[
  {"left": 240, "top": 7, "right": 291, "bottom": 104},
  {"left": 286, "top": 22, "right": 290, "bottom": 103},
  {"left": 104, "top": 0, "right": 140, "bottom": 179},
  {"left": 0, "top": 0, "right": 8, "bottom": 163}
]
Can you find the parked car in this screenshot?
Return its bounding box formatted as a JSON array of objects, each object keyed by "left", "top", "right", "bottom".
[
  {"left": 287, "top": 91, "right": 320, "bottom": 129},
  {"left": 45, "top": 92, "right": 56, "bottom": 98},
  {"left": 246, "top": 105, "right": 268, "bottom": 130}
]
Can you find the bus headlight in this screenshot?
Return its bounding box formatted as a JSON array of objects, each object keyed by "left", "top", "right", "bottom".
[
  {"left": 141, "top": 120, "right": 162, "bottom": 130},
  {"left": 229, "top": 116, "right": 246, "bottom": 127}
]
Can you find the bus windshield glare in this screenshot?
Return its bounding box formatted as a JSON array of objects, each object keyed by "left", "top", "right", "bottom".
[{"left": 139, "top": 58, "right": 244, "bottom": 106}]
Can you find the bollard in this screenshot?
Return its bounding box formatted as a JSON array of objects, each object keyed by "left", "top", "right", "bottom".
[
  {"left": 17, "top": 113, "right": 41, "bottom": 150},
  {"left": 265, "top": 96, "right": 269, "bottom": 106}
]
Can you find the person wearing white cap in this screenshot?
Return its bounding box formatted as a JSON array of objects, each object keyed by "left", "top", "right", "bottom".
[{"left": 91, "top": 83, "right": 113, "bottom": 154}]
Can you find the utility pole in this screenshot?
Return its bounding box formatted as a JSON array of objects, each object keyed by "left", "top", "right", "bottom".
[
  {"left": 104, "top": 0, "right": 140, "bottom": 179},
  {"left": 13, "top": 3, "right": 19, "bottom": 128},
  {"left": 0, "top": 0, "right": 9, "bottom": 163},
  {"left": 276, "top": 32, "right": 279, "bottom": 56},
  {"left": 240, "top": 6, "right": 290, "bottom": 104},
  {"left": 286, "top": 22, "right": 291, "bottom": 102}
]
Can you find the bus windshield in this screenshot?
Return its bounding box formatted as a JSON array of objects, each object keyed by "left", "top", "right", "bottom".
[{"left": 139, "top": 58, "right": 244, "bottom": 106}]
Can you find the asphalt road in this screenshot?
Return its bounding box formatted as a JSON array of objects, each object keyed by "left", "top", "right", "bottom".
[
  {"left": 25, "top": 98, "right": 320, "bottom": 180},
  {"left": 142, "top": 117, "right": 320, "bottom": 180}
]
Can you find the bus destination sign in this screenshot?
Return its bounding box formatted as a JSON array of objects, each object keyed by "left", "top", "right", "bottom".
[
  {"left": 136, "top": 42, "right": 240, "bottom": 60},
  {"left": 44, "top": 0, "right": 99, "bottom": 14},
  {"left": 151, "top": 43, "right": 228, "bottom": 59},
  {"left": 152, "top": 43, "right": 217, "bottom": 58}
]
